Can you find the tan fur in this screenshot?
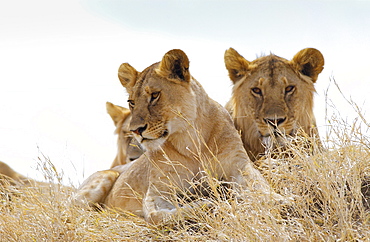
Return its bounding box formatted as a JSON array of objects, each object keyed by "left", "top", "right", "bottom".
[
  {"left": 224, "top": 48, "right": 324, "bottom": 161},
  {"left": 106, "top": 102, "right": 144, "bottom": 167},
  {"left": 0, "top": 161, "right": 28, "bottom": 184},
  {"left": 0, "top": 161, "right": 68, "bottom": 191},
  {"left": 77, "top": 49, "right": 285, "bottom": 224}
]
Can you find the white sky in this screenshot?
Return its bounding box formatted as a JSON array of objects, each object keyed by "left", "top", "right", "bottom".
[{"left": 0, "top": 0, "right": 369, "bottom": 186}]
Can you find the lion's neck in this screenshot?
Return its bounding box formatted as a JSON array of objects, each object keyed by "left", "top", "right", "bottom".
[{"left": 148, "top": 78, "right": 217, "bottom": 163}]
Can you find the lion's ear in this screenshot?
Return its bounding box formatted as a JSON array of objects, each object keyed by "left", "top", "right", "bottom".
[
  {"left": 224, "top": 48, "right": 251, "bottom": 84},
  {"left": 290, "top": 48, "right": 324, "bottom": 83},
  {"left": 118, "top": 63, "right": 138, "bottom": 89},
  {"left": 106, "top": 102, "right": 131, "bottom": 126},
  {"left": 156, "top": 49, "right": 190, "bottom": 82}
]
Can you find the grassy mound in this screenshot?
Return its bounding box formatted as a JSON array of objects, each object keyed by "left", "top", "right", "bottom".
[{"left": 1, "top": 101, "right": 369, "bottom": 241}]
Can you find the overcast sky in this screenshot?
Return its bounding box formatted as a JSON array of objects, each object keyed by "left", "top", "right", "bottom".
[{"left": 1, "top": 0, "right": 369, "bottom": 186}]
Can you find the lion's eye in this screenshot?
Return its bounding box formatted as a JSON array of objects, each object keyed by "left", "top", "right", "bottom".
[
  {"left": 251, "top": 87, "right": 262, "bottom": 95},
  {"left": 150, "top": 91, "right": 160, "bottom": 103},
  {"left": 285, "top": 85, "right": 295, "bottom": 94},
  {"left": 127, "top": 100, "right": 135, "bottom": 109}
]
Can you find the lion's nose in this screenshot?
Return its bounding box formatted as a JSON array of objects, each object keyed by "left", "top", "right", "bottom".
[
  {"left": 263, "top": 117, "right": 286, "bottom": 128},
  {"left": 131, "top": 124, "right": 147, "bottom": 136}
]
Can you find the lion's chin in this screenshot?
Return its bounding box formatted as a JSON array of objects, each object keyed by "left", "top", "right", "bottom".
[
  {"left": 258, "top": 127, "right": 295, "bottom": 138},
  {"left": 139, "top": 130, "right": 169, "bottom": 151},
  {"left": 141, "top": 138, "right": 166, "bottom": 151},
  {"left": 261, "top": 130, "right": 295, "bottom": 154}
]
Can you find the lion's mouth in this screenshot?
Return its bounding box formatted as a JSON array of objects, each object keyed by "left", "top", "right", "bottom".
[
  {"left": 261, "top": 129, "right": 295, "bottom": 152},
  {"left": 258, "top": 129, "right": 295, "bottom": 138},
  {"left": 141, "top": 129, "right": 169, "bottom": 142}
]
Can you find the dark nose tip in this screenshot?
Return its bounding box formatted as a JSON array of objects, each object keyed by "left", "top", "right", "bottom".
[
  {"left": 131, "top": 124, "right": 147, "bottom": 136},
  {"left": 263, "top": 118, "right": 286, "bottom": 127}
]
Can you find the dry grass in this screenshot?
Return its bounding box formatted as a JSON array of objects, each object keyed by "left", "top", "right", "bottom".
[{"left": 1, "top": 100, "right": 370, "bottom": 241}]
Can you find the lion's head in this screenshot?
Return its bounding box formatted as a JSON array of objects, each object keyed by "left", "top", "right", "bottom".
[
  {"left": 224, "top": 48, "right": 324, "bottom": 161},
  {"left": 117, "top": 49, "right": 197, "bottom": 151},
  {"left": 106, "top": 102, "right": 144, "bottom": 167}
]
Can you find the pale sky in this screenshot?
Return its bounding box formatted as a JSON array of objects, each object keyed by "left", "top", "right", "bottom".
[{"left": 0, "top": 0, "right": 369, "bottom": 186}]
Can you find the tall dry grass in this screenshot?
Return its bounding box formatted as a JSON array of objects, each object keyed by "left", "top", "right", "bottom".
[{"left": 1, "top": 93, "right": 370, "bottom": 241}]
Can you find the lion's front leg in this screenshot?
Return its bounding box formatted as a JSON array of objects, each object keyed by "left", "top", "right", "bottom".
[
  {"left": 233, "top": 162, "right": 291, "bottom": 205},
  {"left": 143, "top": 189, "right": 178, "bottom": 224},
  {"left": 143, "top": 186, "right": 210, "bottom": 225},
  {"left": 143, "top": 169, "right": 207, "bottom": 225}
]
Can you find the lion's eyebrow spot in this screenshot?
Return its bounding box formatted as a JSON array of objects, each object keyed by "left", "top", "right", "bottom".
[
  {"left": 281, "top": 77, "right": 288, "bottom": 85},
  {"left": 258, "top": 78, "right": 265, "bottom": 86}
]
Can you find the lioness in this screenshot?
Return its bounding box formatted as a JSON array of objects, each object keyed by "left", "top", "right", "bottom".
[
  {"left": 0, "top": 161, "right": 28, "bottom": 185},
  {"left": 224, "top": 48, "right": 324, "bottom": 161},
  {"left": 77, "top": 49, "right": 285, "bottom": 224},
  {"left": 0, "top": 161, "right": 69, "bottom": 191},
  {"left": 106, "top": 102, "right": 144, "bottom": 167}
]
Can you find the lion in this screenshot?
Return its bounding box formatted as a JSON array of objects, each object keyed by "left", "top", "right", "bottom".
[
  {"left": 76, "top": 49, "right": 286, "bottom": 225},
  {"left": 0, "top": 161, "right": 28, "bottom": 185},
  {"left": 0, "top": 161, "right": 69, "bottom": 191},
  {"left": 224, "top": 48, "right": 324, "bottom": 161},
  {"left": 106, "top": 102, "right": 144, "bottom": 167}
]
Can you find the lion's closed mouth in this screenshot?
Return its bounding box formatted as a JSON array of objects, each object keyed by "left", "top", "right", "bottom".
[
  {"left": 259, "top": 129, "right": 295, "bottom": 138},
  {"left": 142, "top": 129, "right": 169, "bottom": 142}
]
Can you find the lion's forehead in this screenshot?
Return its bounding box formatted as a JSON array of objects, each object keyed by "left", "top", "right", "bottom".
[
  {"left": 251, "top": 54, "right": 287, "bottom": 68},
  {"left": 249, "top": 57, "right": 301, "bottom": 87},
  {"left": 130, "top": 63, "right": 160, "bottom": 97}
]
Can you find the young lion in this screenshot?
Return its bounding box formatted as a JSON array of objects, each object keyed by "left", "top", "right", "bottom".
[
  {"left": 0, "top": 161, "right": 69, "bottom": 191},
  {"left": 0, "top": 161, "right": 29, "bottom": 185},
  {"left": 106, "top": 102, "right": 144, "bottom": 167},
  {"left": 77, "top": 49, "right": 285, "bottom": 225},
  {"left": 224, "top": 48, "right": 324, "bottom": 161}
]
